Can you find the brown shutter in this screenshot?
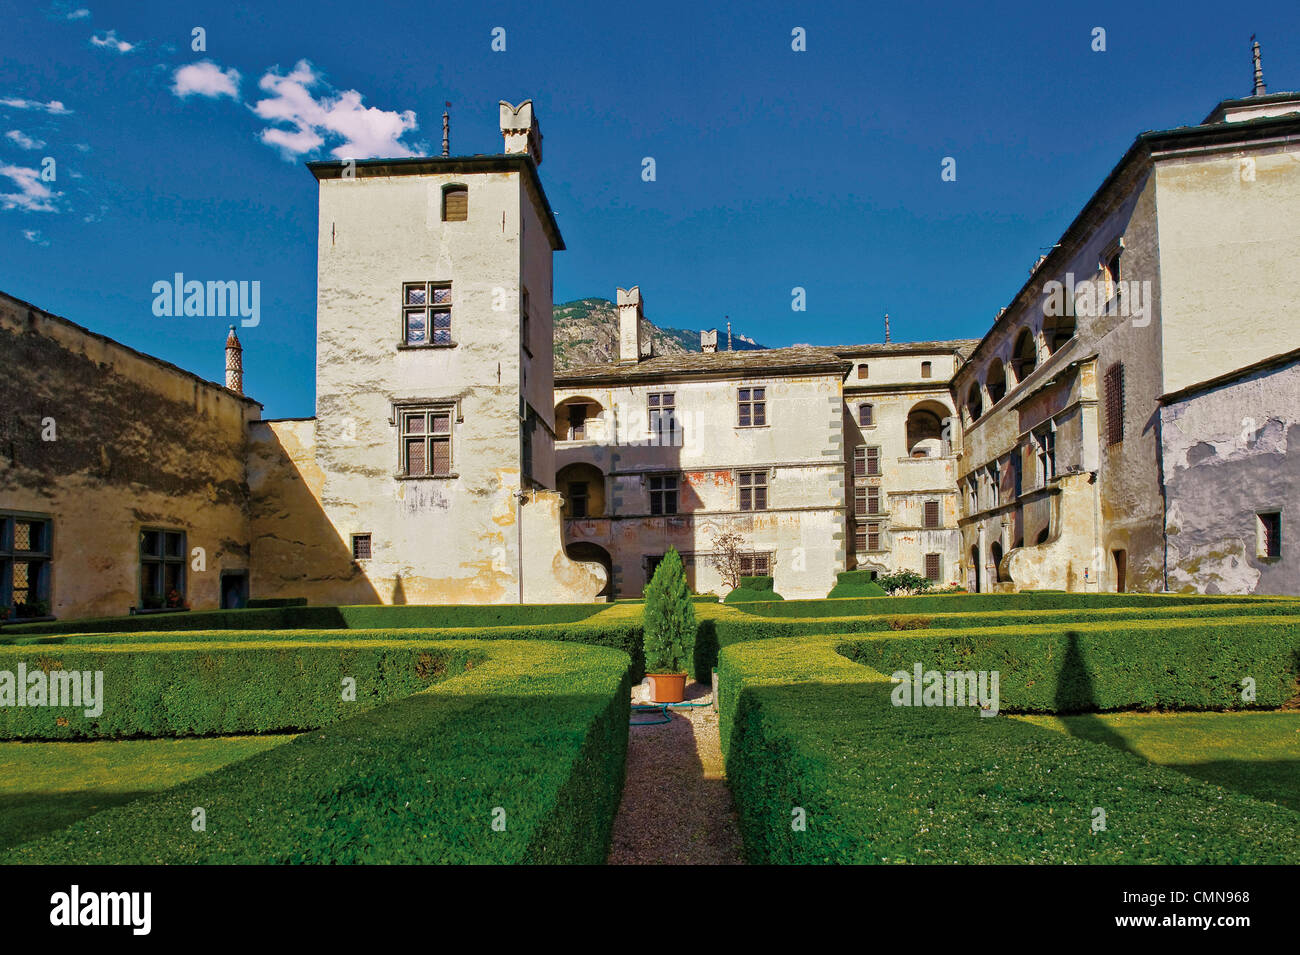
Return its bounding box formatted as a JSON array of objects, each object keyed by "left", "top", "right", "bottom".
[
  {"left": 924, "top": 500, "right": 940, "bottom": 529},
  {"left": 443, "top": 186, "right": 468, "bottom": 221},
  {"left": 924, "top": 553, "right": 941, "bottom": 581}
]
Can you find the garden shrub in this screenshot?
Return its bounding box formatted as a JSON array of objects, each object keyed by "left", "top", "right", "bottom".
[
  {"left": 718, "top": 635, "right": 1300, "bottom": 864},
  {"left": 724, "top": 575, "right": 783, "bottom": 604},
  {"left": 840, "top": 614, "right": 1300, "bottom": 712},
  {"left": 643, "top": 549, "right": 695, "bottom": 673},
  {"left": 0, "top": 640, "right": 476, "bottom": 740},
  {"left": 2, "top": 640, "right": 631, "bottom": 864},
  {"left": 246, "top": 598, "right": 308, "bottom": 608},
  {"left": 826, "top": 570, "right": 886, "bottom": 598},
  {"left": 734, "top": 591, "right": 1281, "bottom": 618}
]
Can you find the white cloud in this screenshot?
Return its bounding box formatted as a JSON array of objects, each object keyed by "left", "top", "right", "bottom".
[
  {"left": 251, "top": 60, "right": 419, "bottom": 160},
  {"left": 0, "top": 164, "right": 61, "bottom": 212},
  {"left": 172, "top": 60, "right": 241, "bottom": 100},
  {"left": 5, "top": 130, "right": 46, "bottom": 150},
  {"left": 0, "top": 97, "right": 72, "bottom": 115},
  {"left": 90, "top": 29, "right": 134, "bottom": 53},
  {"left": 65, "top": 7, "right": 91, "bottom": 19},
  {"left": 23, "top": 229, "right": 50, "bottom": 246}
]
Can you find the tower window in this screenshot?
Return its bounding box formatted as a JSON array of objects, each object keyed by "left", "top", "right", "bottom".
[
  {"left": 442, "top": 184, "right": 468, "bottom": 221},
  {"left": 1258, "top": 512, "right": 1282, "bottom": 559},
  {"left": 402, "top": 282, "right": 453, "bottom": 346}
]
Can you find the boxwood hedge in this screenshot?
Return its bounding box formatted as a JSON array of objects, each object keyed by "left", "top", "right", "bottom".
[
  {"left": 839, "top": 614, "right": 1300, "bottom": 712},
  {"left": 734, "top": 591, "right": 1284, "bottom": 618},
  {"left": 2, "top": 640, "right": 631, "bottom": 864},
  {"left": 718, "top": 635, "right": 1300, "bottom": 864},
  {"left": 0, "top": 640, "right": 477, "bottom": 740}
]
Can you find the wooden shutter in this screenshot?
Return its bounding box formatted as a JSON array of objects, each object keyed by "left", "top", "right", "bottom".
[
  {"left": 443, "top": 185, "right": 468, "bottom": 221},
  {"left": 1105, "top": 363, "right": 1125, "bottom": 445},
  {"left": 924, "top": 500, "right": 940, "bottom": 529},
  {"left": 924, "top": 553, "right": 941, "bottom": 581}
]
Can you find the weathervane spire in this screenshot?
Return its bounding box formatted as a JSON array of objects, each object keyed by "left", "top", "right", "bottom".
[
  {"left": 884, "top": 312, "right": 891, "bottom": 344},
  {"left": 442, "top": 102, "right": 451, "bottom": 157}
]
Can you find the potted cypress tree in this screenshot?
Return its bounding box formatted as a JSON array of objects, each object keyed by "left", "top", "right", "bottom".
[{"left": 643, "top": 548, "right": 696, "bottom": 703}]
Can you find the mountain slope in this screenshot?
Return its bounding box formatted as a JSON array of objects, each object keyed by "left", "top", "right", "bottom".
[{"left": 552, "top": 298, "right": 764, "bottom": 369}]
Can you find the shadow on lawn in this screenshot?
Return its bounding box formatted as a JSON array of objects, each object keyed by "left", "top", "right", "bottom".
[
  {"left": 1054, "top": 631, "right": 1138, "bottom": 757},
  {"left": 0, "top": 791, "right": 155, "bottom": 850}
]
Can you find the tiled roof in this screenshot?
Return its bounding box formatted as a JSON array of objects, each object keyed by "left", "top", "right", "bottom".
[
  {"left": 834, "top": 339, "right": 983, "bottom": 359},
  {"left": 555, "top": 344, "right": 851, "bottom": 384}
]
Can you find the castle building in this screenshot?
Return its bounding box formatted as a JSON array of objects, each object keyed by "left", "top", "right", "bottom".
[
  {"left": 2, "top": 69, "right": 1297, "bottom": 622},
  {"left": 953, "top": 79, "right": 1300, "bottom": 594}
]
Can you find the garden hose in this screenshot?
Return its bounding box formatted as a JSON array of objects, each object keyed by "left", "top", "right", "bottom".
[{"left": 629, "top": 700, "right": 713, "bottom": 726}]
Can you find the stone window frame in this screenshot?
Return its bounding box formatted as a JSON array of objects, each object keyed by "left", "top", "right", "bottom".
[
  {"left": 854, "top": 445, "right": 882, "bottom": 478},
  {"left": 855, "top": 521, "right": 885, "bottom": 553},
  {"left": 647, "top": 392, "right": 679, "bottom": 445},
  {"left": 736, "top": 386, "right": 767, "bottom": 428},
  {"left": 737, "top": 552, "right": 774, "bottom": 577},
  {"left": 351, "top": 534, "right": 373, "bottom": 560},
  {"left": 857, "top": 402, "right": 875, "bottom": 428},
  {"left": 0, "top": 511, "right": 53, "bottom": 618},
  {"left": 399, "top": 281, "right": 455, "bottom": 349},
  {"left": 648, "top": 473, "right": 679, "bottom": 516},
  {"left": 393, "top": 399, "right": 461, "bottom": 480},
  {"left": 1257, "top": 510, "right": 1283, "bottom": 561},
  {"left": 737, "top": 469, "right": 770, "bottom": 512},
  {"left": 139, "top": 526, "right": 187, "bottom": 609}
]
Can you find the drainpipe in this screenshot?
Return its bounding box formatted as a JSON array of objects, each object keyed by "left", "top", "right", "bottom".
[{"left": 516, "top": 489, "right": 527, "bottom": 604}]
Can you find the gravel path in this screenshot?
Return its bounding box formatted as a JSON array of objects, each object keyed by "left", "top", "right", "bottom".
[{"left": 607, "top": 680, "right": 745, "bottom": 865}]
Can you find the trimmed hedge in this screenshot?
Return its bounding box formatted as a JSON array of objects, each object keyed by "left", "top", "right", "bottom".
[
  {"left": 2, "top": 640, "right": 631, "bottom": 864},
  {"left": 735, "top": 591, "right": 1281, "bottom": 618},
  {"left": 826, "top": 570, "right": 887, "bottom": 599},
  {"left": 0, "top": 602, "right": 606, "bottom": 637},
  {"left": 839, "top": 614, "right": 1300, "bottom": 712},
  {"left": 718, "top": 636, "right": 1300, "bottom": 864},
  {"left": 0, "top": 640, "right": 476, "bottom": 740},
  {"left": 691, "top": 598, "right": 1300, "bottom": 681},
  {"left": 246, "top": 597, "right": 308, "bottom": 608},
  {"left": 724, "top": 576, "right": 783, "bottom": 604}
]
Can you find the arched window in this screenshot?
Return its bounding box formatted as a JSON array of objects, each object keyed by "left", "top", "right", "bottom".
[
  {"left": 1043, "top": 311, "right": 1076, "bottom": 354},
  {"left": 966, "top": 382, "right": 983, "bottom": 422},
  {"left": 986, "top": 360, "right": 1007, "bottom": 404},
  {"left": 1012, "top": 328, "right": 1037, "bottom": 381},
  {"left": 442, "top": 184, "right": 468, "bottom": 222}
]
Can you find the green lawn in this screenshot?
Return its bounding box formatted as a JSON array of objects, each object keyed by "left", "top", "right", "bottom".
[
  {"left": 0, "top": 735, "right": 296, "bottom": 850},
  {"left": 1017, "top": 711, "right": 1300, "bottom": 810}
]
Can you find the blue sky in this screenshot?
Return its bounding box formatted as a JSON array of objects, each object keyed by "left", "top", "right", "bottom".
[{"left": 3, "top": 0, "right": 1298, "bottom": 418}]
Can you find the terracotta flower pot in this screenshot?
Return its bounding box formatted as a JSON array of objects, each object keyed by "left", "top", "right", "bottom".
[{"left": 646, "top": 673, "right": 687, "bottom": 704}]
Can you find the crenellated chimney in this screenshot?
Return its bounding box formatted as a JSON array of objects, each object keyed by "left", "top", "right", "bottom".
[
  {"left": 499, "top": 100, "right": 543, "bottom": 165},
  {"left": 225, "top": 325, "right": 243, "bottom": 395},
  {"left": 617, "top": 287, "right": 645, "bottom": 363},
  {"left": 700, "top": 329, "right": 718, "bottom": 353}
]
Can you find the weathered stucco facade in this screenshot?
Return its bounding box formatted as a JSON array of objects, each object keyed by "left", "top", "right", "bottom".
[
  {"left": 1159, "top": 350, "right": 1299, "bottom": 595},
  {"left": 952, "top": 88, "right": 1300, "bottom": 595},
  {"left": 0, "top": 292, "right": 259, "bottom": 620},
  {"left": 248, "top": 103, "right": 604, "bottom": 605}
]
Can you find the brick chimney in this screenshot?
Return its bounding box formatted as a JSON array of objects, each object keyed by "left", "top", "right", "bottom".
[
  {"left": 499, "top": 100, "right": 542, "bottom": 165},
  {"left": 617, "top": 287, "right": 645, "bottom": 364},
  {"left": 224, "top": 325, "right": 243, "bottom": 395},
  {"left": 700, "top": 329, "right": 718, "bottom": 353}
]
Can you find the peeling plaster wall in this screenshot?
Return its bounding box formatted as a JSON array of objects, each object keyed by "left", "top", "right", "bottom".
[
  {"left": 247, "top": 168, "right": 600, "bottom": 605},
  {"left": 0, "top": 293, "right": 256, "bottom": 619},
  {"left": 554, "top": 372, "right": 846, "bottom": 598},
  {"left": 1160, "top": 357, "right": 1299, "bottom": 595}
]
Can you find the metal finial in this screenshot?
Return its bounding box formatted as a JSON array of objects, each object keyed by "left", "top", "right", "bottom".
[
  {"left": 1252, "top": 36, "right": 1267, "bottom": 96},
  {"left": 884, "top": 312, "right": 891, "bottom": 344},
  {"left": 442, "top": 102, "right": 451, "bottom": 157}
]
